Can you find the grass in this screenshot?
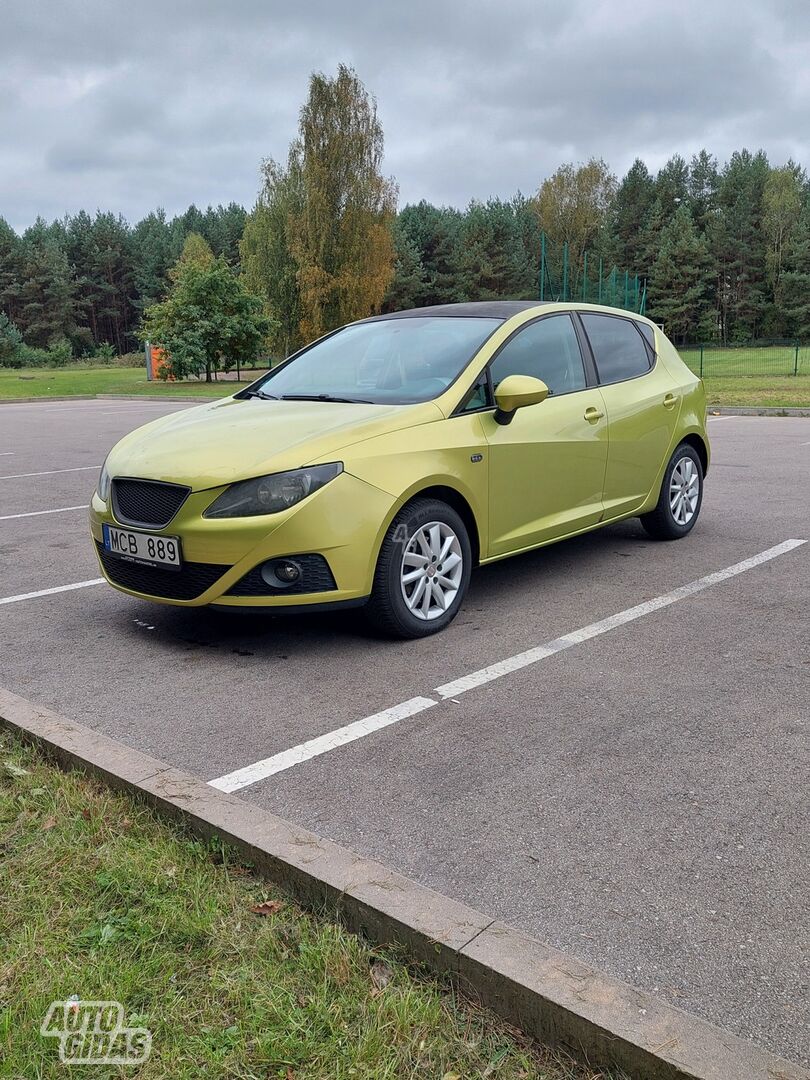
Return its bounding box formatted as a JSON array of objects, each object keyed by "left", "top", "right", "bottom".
[
  {"left": 2, "top": 362, "right": 809, "bottom": 409},
  {"left": 679, "top": 343, "right": 809, "bottom": 378},
  {"left": 0, "top": 366, "right": 247, "bottom": 400},
  {"left": 702, "top": 375, "right": 810, "bottom": 409},
  {"left": 0, "top": 733, "right": 614, "bottom": 1080}
]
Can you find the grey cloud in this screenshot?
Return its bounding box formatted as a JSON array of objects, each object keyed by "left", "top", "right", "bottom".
[{"left": 1, "top": 0, "right": 807, "bottom": 231}]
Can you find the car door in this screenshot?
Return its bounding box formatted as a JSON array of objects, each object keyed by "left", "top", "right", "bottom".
[
  {"left": 473, "top": 313, "right": 608, "bottom": 558},
  {"left": 576, "top": 313, "right": 681, "bottom": 518}
]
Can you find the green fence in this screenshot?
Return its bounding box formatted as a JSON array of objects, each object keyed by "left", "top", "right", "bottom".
[
  {"left": 679, "top": 341, "right": 809, "bottom": 378},
  {"left": 539, "top": 235, "right": 647, "bottom": 314}
]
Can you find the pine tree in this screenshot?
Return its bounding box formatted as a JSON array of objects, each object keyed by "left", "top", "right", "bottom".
[
  {"left": 610, "top": 159, "right": 656, "bottom": 274},
  {"left": 512, "top": 193, "right": 542, "bottom": 293},
  {"left": 781, "top": 201, "right": 810, "bottom": 337},
  {"left": 0, "top": 217, "right": 24, "bottom": 325},
  {"left": 397, "top": 202, "right": 464, "bottom": 306},
  {"left": 457, "top": 199, "right": 535, "bottom": 300},
  {"left": 383, "top": 221, "right": 428, "bottom": 311},
  {"left": 16, "top": 222, "right": 78, "bottom": 348},
  {"left": 648, "top": 205, "right": 713, "bottom": 342},
  {"left": 66, "top": 211, "right": 133, "bottom": 353},
  {"left": 716, "top": 149, "right": 770, "bottom": 340},
  {"left": 169, "top": 205, "right": 207, "bottom": 261},
  {"left": 655, "top": 155, "right": 690, "bottom": 216},
  {"left": 688, "top": 150, "right": 720, "bottom": 234},
  {"left": 200, "top": 203, "right": 248, "bottom": 265},
  {"left": 132, "top": 210, "right": 174, "bottom": 313}
]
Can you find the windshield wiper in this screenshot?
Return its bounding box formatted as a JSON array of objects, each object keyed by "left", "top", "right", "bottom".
[
  {"left": 244, "top": 388, "right": 279, "bottom": 400},
  {"left": 280, "top": 393, "right": 373, "bottom": 404}
]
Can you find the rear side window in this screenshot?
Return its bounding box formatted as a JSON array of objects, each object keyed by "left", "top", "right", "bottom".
[
  {"left": 488, "top": 314, "right": 587, "bottom": 396},
  {"left": 636, "top": 322, "right": 656, "bottom": 354},
  {"left": 580, "top": 314, "right": 652, "bottom": 384}
]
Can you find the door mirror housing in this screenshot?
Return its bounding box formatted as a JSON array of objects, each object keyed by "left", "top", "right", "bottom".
[{"left": 493, "top": 374, "right": 549, "bottom": 425}]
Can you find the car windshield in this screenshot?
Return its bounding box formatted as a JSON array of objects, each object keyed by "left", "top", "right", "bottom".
[{"left": 252, "top": 316, "right": 502, "bottom": 404}]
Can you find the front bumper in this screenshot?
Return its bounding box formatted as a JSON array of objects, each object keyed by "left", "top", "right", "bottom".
[{"left": 89, "top": 471, "right": 396, "bottom": 608}]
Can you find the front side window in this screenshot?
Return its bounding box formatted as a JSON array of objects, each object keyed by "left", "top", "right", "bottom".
[
  {"left": 580, "top": 314, "right": 652, "bottom": 384},
  {"left": 488, "top": 315, "right": 587, "bottom": 397},
  {"left": 254, "top": 317, "right": 502, "bottom": 405}
]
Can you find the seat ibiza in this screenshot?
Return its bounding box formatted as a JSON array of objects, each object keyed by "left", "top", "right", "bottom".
[{"left": 90, "top": 301, "right": 709, "bottom": 638}]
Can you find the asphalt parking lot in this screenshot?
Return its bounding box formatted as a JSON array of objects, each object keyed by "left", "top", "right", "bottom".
[{"left": 1, "top": 399, "right": 808, "bottom": 1066}]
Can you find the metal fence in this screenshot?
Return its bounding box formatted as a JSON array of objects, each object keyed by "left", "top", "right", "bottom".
[
  {"left": 678, "top": 341, "right": 809, "bottom": 378},
  {"left": 539, "top": 234, "right": 647, "bottom": 315}
]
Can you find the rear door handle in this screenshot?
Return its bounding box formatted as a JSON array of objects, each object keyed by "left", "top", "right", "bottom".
[
  {"left": 663, "top": 393, "right": 678, "bottom": 409},
  {"left": 584, "top": 406, "right": 604, "bottom": 423}
]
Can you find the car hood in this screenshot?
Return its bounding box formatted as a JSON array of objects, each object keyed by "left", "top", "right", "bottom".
[{"left": 106, "top": 395, "right": 443, "bottom": 490}]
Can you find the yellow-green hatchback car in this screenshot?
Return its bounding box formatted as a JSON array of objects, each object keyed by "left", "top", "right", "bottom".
[{"left": 90, "top": 301, "right": 709, "bottom": 638}]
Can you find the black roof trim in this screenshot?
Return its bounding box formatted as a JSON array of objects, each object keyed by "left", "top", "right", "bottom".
[{"left": 358, "top": 300, "right": 551, "bottom": 323}]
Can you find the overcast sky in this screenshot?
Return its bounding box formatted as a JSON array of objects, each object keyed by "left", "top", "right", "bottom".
[{"left": 2, "top": 0, "right": 808, "bottom": 232}]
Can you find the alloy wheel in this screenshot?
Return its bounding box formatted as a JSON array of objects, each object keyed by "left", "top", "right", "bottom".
[
  {"left": 669, "top": 456, "right": 700, "bottom": 525},
  {"left": 399, "top": 520, "right": 464, "bottom": 621}
]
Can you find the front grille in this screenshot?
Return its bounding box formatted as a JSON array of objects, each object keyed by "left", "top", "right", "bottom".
[
  {"left": 112, "top": 478, "right": 190, "bottom": 528},
  {"left": 227, "top": 554, "right": 337, "bottom": 596},
  {"left": 96, "top": 542, "right": 227, "bottom": 600}
]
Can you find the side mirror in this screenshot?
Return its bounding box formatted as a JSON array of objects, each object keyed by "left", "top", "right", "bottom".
[{"left": 493, "top": 374, "right": 549, "bottom": 425}]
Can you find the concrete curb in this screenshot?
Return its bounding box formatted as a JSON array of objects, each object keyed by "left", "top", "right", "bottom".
[
  {"left": 707, "top": 405, "right": 810, "bottom": 417},
  {"left": 0, "top": 395, "right": 98, "bottom": 403},
  {"left": 0, "top": 685, "right": 806, "bottom": 1080},
  {"left": 95, "top": 393, "right": 215, "bottom": 402}
]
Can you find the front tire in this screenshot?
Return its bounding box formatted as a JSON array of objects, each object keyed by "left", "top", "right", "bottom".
[
  {"left": 365, "top": 498, "right": 472, "bottom": 639},
  {"left": 640, "top": 443, "right": 704, "bottom": 540}
]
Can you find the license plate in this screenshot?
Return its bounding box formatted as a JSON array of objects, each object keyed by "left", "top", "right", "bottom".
[{"left": 102, "top": 523, "right": 182, "bottom": 569}]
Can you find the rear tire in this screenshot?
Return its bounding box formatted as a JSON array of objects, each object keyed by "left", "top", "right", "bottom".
[
  {"left": 640, "top": 443, "right": 704, "bottom": 540},
  {"left": 365, "top": 498, "right": 472, "bottom": 639}
]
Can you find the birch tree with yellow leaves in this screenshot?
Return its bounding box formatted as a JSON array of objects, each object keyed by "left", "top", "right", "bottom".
[{"left": 242, "top": 65, "right": 397, "bottom": 355}]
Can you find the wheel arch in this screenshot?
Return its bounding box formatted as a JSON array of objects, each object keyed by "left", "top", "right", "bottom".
[
  {"left": 680, "top": 432, "right": 709, "bottom": 477},
  {"left": 407, "top": 484, "right": 481, "bottom": 565},
  {"left": 370, "top": 482, "right": 483, "bottom": 576}
]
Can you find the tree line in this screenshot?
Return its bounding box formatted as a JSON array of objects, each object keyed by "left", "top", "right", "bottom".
[
  {"left": 2, "top": 64, "right": 809, "bottom": 372},
  {"left": 0, "top": 203, "right": 246, "bottom": 365}
]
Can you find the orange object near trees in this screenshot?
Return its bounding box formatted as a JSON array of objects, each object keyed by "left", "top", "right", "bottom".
[{"left": 149, "top": 345, "right": 174, "bottom": 381}]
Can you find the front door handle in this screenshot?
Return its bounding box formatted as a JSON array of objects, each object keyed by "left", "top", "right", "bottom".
[
  {"left": 584, "top": 406, "right": 604, "bottom": 423},
  {"left": 663, "top": 393, "right": 678, "bottom": 410}
]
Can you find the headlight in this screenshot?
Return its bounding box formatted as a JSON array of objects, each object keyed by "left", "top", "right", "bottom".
[
  {"left": 97, "top": 460, "right": 111, "bottom": 501},
  {"left": 203, "top": 463, "right": 343, "bottom": 519}
]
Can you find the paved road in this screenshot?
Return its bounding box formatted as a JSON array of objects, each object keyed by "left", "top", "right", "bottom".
[{"left": 1, "top": 400, "right": 808, "bottom": 1064}]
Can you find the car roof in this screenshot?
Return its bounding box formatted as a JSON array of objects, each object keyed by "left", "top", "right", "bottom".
[{"left": 359, "top": 301, "right": 551, "bottom": 322}]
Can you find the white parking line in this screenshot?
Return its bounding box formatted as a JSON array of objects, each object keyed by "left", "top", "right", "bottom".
[
  {"left": 0, "top": 452, "right": 13, "bottom": 455},
  {"left": 436, "top": 539, "right": 805, "bottom": 697},
  {"left": 0, "top": 465, "right": 100, "bottom": 480},
  {"left": 0, "top": 579, "right": 104, "bottom": 607},
  {"left": 209, "top": 697, "right": 438, "bottom": 792},
  {"left": 0, "top": 505, "right": 86, "bottom": 521},
  {"left": 209, "top": 538, "right": 807, "bottom": 793}
]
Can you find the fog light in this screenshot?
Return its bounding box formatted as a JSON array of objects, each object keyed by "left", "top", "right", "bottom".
[
  {"left": 275, "top": 560, "right": 300, "bottom": 583},
  {"left": 260, "top": 559, "right": 301, "bottom": 589}
]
